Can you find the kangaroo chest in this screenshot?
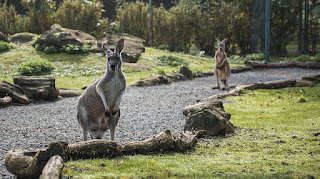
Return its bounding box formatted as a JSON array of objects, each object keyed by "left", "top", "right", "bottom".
[
  {"left": 102, "top": 74, "right": 125, "bottom": 108},
  {"left": 216, "top": 51, "right": 226, "bottom": 64}
]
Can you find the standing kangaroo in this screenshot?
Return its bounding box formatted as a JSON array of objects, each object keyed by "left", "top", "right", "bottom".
[
  {"left": 213, "top": 38, "right": 231, "bottom": 90},
  {"left": 77, "top": 39, "right": 126, "bottom": 141}
]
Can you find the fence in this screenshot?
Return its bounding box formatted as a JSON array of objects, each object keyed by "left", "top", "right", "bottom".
[{"left": 252, "top": 0, "right": 320, "bottom": 58}]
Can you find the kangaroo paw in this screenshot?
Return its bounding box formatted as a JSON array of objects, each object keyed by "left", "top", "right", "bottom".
[{"left": 212, "top": 86, "right": 220, "bottom": 89}]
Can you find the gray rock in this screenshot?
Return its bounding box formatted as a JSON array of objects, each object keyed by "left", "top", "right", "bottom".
[
  {"left": 183, "top": 100, "right": 234, "bottom": 136},
  {"left": 0, "top": 81, "right": 30, "bottom": 105},
  {"left": 106, "top": 33, "right": 145, "bottom": 63},
  {"left": 179, "top": 66, "right": 193, "bottom": 79},
  {"left": 14, "top": 76, "right": 59, "bottom": 101},
  {"left": 10, "top": 32, "right": 37, "bottom": 44},
  {"left": 36, "top": 24, "right": 96, "bottom": 47}
]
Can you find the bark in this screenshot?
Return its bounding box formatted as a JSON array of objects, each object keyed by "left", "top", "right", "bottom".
[
  {"left": 245, "top": 60, "right": 320, "bottom": 68},
  {"left": 5, "top": 130, "right": 203, "bottom": 178},
  {"left": 39, "top": 156, "right": 64, "bottom": 179},
  {"left": 231, "top": 66, "right": 253, "bottom": 73}
]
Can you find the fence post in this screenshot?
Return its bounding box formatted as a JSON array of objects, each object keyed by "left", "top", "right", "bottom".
[
  {"left": 149, "top": 0, "right": 153, "bottom": 47},
  {"left": 304, "top": 0, "right": 309, "bottom": 54},
  {"left": 265, "top": 0, "right": 270, "bottom": 62}
]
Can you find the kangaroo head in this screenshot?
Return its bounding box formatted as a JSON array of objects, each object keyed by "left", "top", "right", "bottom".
[
  {"left": 216, "top": 38, "right": 228, "bottom": 51},
  {"left": 102, "top": 39, "right": 125, "bottom": 72}
]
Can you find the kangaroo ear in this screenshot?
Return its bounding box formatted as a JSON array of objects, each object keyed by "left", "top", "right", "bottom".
[
  {"left": 102, "top": 43, "right": 112, "bottom": 56},
  {"left": 216, "top": 38, "right": 221, "bottom": 43},
  {"left": 222, "top": 38, "right": 228, "bottom": 43},
  {"left": 116, "top": 39, "right": 125, "bottom": 53}
]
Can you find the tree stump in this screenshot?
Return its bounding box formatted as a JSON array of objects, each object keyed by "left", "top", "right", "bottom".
[{"left": 14, "top": 76, "right": 59, "bottom": 100}]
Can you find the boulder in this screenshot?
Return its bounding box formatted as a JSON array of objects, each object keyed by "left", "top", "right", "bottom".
[
  {"left": 130, "top": 75, "right": 171, "bottom": 87},
  {"left": 36, "top": 24, "right": 96, "bottom": 47},
  {"left": 10, "top": 32, "right": 38, "bottom": 44},
  {"left": 179, "top": 66, "right": 193, "bottom": 79},
  {"left": 106, "top": 33, "right": 146, "bottom": 63},
  {"left": 14, "top": 76, "right": 59, "bottom": 100},
  {"left": 0, "top": 81, "right": 30, "bottom": 104},
  {"left": 183, "top": 100, "right": 234, "bottom": 136},
  {"left": 0, "top": 31, "right": 9, "bottom": 42}
]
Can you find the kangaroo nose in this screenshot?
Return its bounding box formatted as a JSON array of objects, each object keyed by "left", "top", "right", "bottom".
[{"left": 110, "top": 64, "right": 116, "bottom": 71}]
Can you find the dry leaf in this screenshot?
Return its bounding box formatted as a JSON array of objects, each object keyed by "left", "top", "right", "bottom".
[{"left": 114, "top": 160, "right": 123, "bottom": 165}]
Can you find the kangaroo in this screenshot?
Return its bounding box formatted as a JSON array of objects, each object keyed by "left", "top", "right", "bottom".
[
  {"left": 213, "top": 38, "right": 231, "bottom": 90},
  {"left": 76, "top": 39, "right": 126, "bottom": 141}
]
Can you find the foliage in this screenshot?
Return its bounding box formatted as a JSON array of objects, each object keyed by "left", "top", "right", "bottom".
[
  {"left": 270, "top": 0, "right": 300, "bottom": 56},
  {"left": 35, "top": 44, "right": 89, "bottom": 54},
  {"left": 156, "top": 55, "right": 188, "bottom": 67},
  {"left": 314, "top": 53, "right": 320, "bottom": 62},
  {"left": 62, "top": 86, "right": 320, "bottom": 178},
  {"left": 56, "top": 0, "right": 109, "bottom": 38},
  {"left": 0, "top": 42, "right": 15, "bottom": 52},
  {"left": 0, "top": 2, "right": 30, "bottom": 35},
  {"left": 244, "top": 53, "right": 265, "bottom": 61},
  {"left": 62, "top": 44, "right": 90, "bottom": 54},
  {"left": 18, "top": 59, "right": 54, "bottom": 75},
  {"left": 292, "top": 54, "right": 312, "bottom": 62}
]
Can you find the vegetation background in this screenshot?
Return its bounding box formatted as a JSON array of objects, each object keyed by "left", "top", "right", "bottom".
[{"left": 1, "top": 0, "right": 319, "bottom": 57}]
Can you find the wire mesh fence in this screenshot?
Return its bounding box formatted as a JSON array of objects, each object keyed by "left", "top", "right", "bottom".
[{"left": 251, "top": 0, "right": 320, "bottom": 58}]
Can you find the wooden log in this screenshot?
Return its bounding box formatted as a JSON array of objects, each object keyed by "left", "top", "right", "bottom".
[
  {"left": 5, "top": 130, "right": 202, "bottom": 178},
  {"left": 5, "top": 149, "right": 41, "bottom": 178},
  {"left": 244, "top": 60, "right": 320, "bottom": 68},
  {"left": 231, "top": 66, "right": 253, "bottom": 73},
  {"left": 66, "top": 140, "right": 120, "bottom": 160},
  {"left": 39, "top": 155, "right": 64, "bottom": 179},
  {"left": 14, "top": 76, "right": 56, "bottom": 87},
  {"left": 0, "top": 81, "right": 30, "bottom": 104}
]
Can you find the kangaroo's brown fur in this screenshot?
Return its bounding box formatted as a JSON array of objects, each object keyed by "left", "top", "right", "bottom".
[{"left": 213, "top": 38, "right": 231, "bottom": 89}]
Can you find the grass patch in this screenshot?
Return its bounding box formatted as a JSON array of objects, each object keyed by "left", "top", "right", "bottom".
[
  {"left": 63, "top": 85, "right": 320, "bottom": 178},
  {"left": 0, "top": 46, "right": 219, "bottom": 89}
]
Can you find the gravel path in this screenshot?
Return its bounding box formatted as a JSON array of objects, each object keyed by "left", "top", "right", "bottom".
[{"left": 1, "top": 68, "right": 319, "bottom": 178}]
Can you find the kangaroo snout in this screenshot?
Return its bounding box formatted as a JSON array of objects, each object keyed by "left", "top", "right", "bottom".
[{"left": 110, "top": 64, "right": 116, "bottom": 71}]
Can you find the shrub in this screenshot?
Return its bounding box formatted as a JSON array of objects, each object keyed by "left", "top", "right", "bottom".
[
  {"left": 293, "top": 55, "right": 312, "bottom": 62},
  {"left": 18, "top": 59, "right": 54, "bottom": 75},
  {"left": 245, "top": 53, "right": 265, "bottom": 61},
  {"left": 0, "top": 42, "right": 15, "bottom": 52},
  {"left": 62, "top": 44, "right": 90, "bottom": 54},
  {"left": 314, "top": 53, "right": 320, "bottom": 62},
  {"left": 35, "top": 44, "right": 89, "bottom": 54},
  {"left": 156, "top": 55, "right": 188, "bottom": 67}
]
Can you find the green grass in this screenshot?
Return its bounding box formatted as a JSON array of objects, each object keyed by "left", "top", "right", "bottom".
[
  {"left": 62, "top": 85, "right": 320, "bottom": 178},
  {"left": 0, "top": 45, "right": 226, "bottom": 89}
]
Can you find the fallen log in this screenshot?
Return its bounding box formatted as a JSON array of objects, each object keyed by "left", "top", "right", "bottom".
[
  {"left": 6, "top": 130, "right": 204, "bottom": 178},
  {"left": 0, "top": 81, "right": 30, "bottom": 104},
  {"left": 244, "top": 60, "right": 320, "bottom": 68},
  {"left": 39, "top": 155, "right": 64, "bottom": 179}
]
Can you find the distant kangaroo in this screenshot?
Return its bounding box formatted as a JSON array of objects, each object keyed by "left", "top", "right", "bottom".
[
  {"left": 77, "top": 39, "right": 126, "bottom": 141},
  {"left": 213, "top": 38, "right": 231, "bottom": 90}
]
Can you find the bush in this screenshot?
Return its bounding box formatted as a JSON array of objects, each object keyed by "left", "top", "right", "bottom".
[
  {"left": 245, "top": 53, "right": 265, "bottom": 61},
  {"left": 156, "top": 55, "right": 188, "bottom": 67},
  {"left": 293, "top": 55, "right": 312, "bottom": 62},
  {"left": 62, "top": 44, "right": 90, "bottom": 54},
  {"left": 0, "top": 42, "right": 15, "bottom": 52},
  {"left": 35, "top": 44, "right": 89, "bottom": 54},
  {"left": 315, "top": 53, "right": 320, "bottom": 62},
  {"left": 18, "top": 59, "right": 54, "bottom": 75}
]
